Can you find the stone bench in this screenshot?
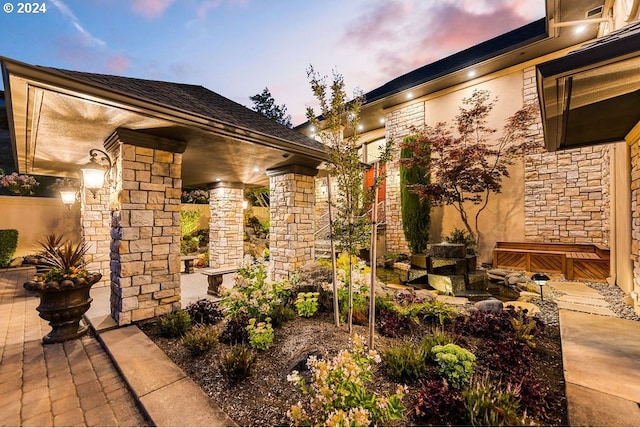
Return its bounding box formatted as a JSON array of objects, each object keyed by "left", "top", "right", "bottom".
[
  {"left": 180, "top": 256, "right": 199, "bottom": 274},
  {"left": 200, "top": 267, "right": 239, "bottom": 296}
]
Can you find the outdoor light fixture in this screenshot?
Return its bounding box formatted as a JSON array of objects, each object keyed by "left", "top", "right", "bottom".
[
  {"left": 80, "top": 149, "right": 113, "bottom": 198},
  {"left": 531, "top": 273, "right": 550, "bottom": 300},
  {"left": 242, "top": 200, "right": 249, "bottom": 210},
  {"left": 59, "top": 186, "right": 79, "bottom": 209}
]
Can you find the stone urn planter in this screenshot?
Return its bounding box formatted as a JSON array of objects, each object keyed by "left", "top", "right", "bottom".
[
  {"left": 23, "top": 233, "right": 100, "bottom": 344},
  {"left": 24, "top": 273, "right": 102, "bottom": 344}
]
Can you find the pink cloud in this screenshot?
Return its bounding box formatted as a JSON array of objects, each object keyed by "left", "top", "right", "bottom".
[
  {"left": 131, "top": 0, "right": 175, "bottom": 19},
  {"left": 105, "top": 54, "right": 130, "bottom": 74},
  {"left": 342, "top": 2, "right": 535, "bottom": 88}
]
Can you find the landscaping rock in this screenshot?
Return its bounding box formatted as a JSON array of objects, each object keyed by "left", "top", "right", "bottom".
[
  {"left": 414, "top": 289, "right": 437, "bottom": 302},
  {"left": 287, "top": 349, "right": 323, "bottom": 375},
  {"left": 504, "top": 300, "right": 540, "bottom": 315},
  {"left": 474, "top": 298, "right": 504, "bottom": 313}
]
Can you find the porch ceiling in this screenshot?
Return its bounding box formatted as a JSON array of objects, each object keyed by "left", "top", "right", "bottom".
[
  {"left": 536, "top": 21, "right": 640, "bottom": 151},
  {"left": 1, "top": 57, "right": 325, "bottom": 188}
]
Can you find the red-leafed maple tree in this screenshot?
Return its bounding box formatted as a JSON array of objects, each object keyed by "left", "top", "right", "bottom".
[{"left": 400, "top": 89, "right": 540, "bottom": 250}]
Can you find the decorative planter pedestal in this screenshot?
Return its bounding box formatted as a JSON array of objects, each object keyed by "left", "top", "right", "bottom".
[{"left": 24, "top": 273, "right": 102, "bottom": 344}]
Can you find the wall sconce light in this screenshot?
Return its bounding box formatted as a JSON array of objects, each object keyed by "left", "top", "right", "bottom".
[
  {"left": 242, "top": 200, "right": 249, "bottom": 210},
  {"left": 59, "top": 186, "right": 79, "bottom": 209},
  {"left": 80, "top": 149, "right": 112, "bottom": 198}
]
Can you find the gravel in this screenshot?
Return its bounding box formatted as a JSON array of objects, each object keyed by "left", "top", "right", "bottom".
[{"left": 528, "top": 281, "right": 640, "bottom": 326}]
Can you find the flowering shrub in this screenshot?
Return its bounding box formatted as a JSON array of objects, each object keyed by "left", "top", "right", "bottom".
[
  {"left": 287, "top": 335, "right": 406, "bottom": 427},
  {"left": 181, "top": 189, "right": 209, "bottom": 204},
  {"left": 0, "top": 170, "right": 39, "bottom": 195},
  {"left": 295, "top": 292, "right": 319, "bottom": 317},
  {"left": 431, "top": 343, "right": 476, "bottom": 389},
  {"left": 246, "top": 317, "right": 274, "bottom": 350},
  {"left": 220, "top": 263, "right": 291, "bottom": 321}
]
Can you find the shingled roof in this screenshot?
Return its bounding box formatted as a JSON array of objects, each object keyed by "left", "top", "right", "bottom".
[
  {"left": 39, "top": 67, "right": 325, "bottom": 153},
  {"left": 363, "top": 18, "right": 547, "bottom": 104}
]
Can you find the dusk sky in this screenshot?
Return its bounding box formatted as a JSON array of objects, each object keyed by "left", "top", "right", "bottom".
[{"left": 0, "top": 0, "right": 545, "bottom": 124}]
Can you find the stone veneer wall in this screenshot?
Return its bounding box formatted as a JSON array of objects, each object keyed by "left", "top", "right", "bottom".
[
  {"left": 209, "top": 184, "right": 244, "bottom": 268},
  {"left": 81, "top": 188, "right": 111, "bottom": 287},
  {"left": 522, "top": 66, "right": 610, "bottom": 245},
  {"left": 269, "top": 170, "right": 315, "bottom": 280},
  {"left": 109, "top": 143, "right": 183, "bottom": 325},
  {"left": 384, "top": 102, "right": 425, "bottom": 254}
]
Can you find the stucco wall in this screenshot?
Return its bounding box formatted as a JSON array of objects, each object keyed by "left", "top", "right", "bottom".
[{"left": 0, "top": 195, "right": 81, "bottom": 257}]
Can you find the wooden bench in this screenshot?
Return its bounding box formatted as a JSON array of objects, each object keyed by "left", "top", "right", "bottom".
[
  {"left": 493, "top": 242, "right": 609, "bottom": 282},
  {"left": 180, "top": 256, "right": 199, "bottom": 274},
  {"left": 200, "top": 267, "right": 239, "bottom": 296}
]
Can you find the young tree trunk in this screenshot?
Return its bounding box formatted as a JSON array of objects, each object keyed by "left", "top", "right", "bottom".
[{"left": 326, "top": 176, "right": 340, "bottom": 327}]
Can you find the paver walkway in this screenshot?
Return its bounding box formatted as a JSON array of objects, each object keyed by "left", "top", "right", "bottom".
[{"left": 0, "top": 267, "right": 148, "bottom": 427}]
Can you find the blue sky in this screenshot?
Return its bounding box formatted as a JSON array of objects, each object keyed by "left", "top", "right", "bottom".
[{"left": 0, "top": 0, "right": 544, "bottom": 124}]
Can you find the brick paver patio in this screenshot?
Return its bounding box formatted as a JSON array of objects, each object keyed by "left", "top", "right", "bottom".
[{"left": 0, "top": 267, "right": 148, "bottom": 427}]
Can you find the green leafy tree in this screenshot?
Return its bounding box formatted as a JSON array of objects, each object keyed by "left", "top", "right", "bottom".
[
  {"left": 401, "top": 89, "right": 539, "bottom": 249},
  {"left": 400, "top": 144, "right": 430, "bottom": 254},
  {"left": 250, "top": 87, "right": 293, "bottom": 128},
  {"left": 306, "top": 66, "right": 391, "bottom": 334}
]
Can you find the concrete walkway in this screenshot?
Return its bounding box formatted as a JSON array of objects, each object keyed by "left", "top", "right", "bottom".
[{"left": 546, "top": 281, "right": 640, "bottom": 426}]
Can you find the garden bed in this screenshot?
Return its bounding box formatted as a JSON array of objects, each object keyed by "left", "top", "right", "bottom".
[{"left": 139, "top": 307, "right": 567, "bottom": 426}]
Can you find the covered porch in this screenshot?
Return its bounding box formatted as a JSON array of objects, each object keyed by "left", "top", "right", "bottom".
[{"left": 1, "top": 57, "right": 327, "bottom": 325}]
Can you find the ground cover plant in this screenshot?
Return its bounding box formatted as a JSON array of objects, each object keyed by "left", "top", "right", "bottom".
[{"left": 139, "top": 261, "right": 566, "bottom": 426}]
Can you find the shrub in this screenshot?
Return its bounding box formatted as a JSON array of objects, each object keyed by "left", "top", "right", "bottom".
[
  {"left": 295, "top": 292, "right": 319, "bottom": 317},
  {"left": 160, "top": 310, "right": 192, "bottom": 338},
  {"left": 0, "top": 229, "right": 19, "bottom": 268},
  {"left": 180, "top": 208, "right": 201, "bottom": 238},
  {"left": 267, "top": 303, "right": 296, "bottom": 327},
  {"left": 219, "top": 314, "right": 249, "bottom": 345},
  {"left": 384, "top": 341, "right": 428, "bottom": 381},
  {"left": 455, "top": 309, "right": 514, "bottom": 339},
  {"left": 221, "top": 263, "right": 291, "bottom": 321},
  {"left": 417, "top": 300, "right": 458, "bottom": 325},
  {"left": 287, "top": 336, "right": 406, "bottom": 427},
  {"left": 415, "top": 378, "right": 465, "bottom": 426},
  {"left": 518, "top": 377, "right": 558, "bottom": 425},
  {"left": 481, "top": 337, "right": 533, "bottom": 383},
  {"left": 443, "top": 227, "right": 475, "bottom": 254},
  {"left": 183, "top": 324, "right": 218, "bottom": 356},
  {"left": 463, "top": 375, "right": 527, "bottom": 426},
  {"left": 420, "top": 330, "right": 457, "bottom": 354},
  {"left": 377, "top": 308, "right": 412, "bottom": 338},
  {"left": 185, "top": 299, "right": 224, "bottom": 325},
  {"left": 246, "top": 318, "right": 274, "bottom": 350},
  {"left": 219, "top": 345, "right": 255, "bottom": 383},
  {"left": 431, "top": 343, "right": 476, "bottom": 389}
]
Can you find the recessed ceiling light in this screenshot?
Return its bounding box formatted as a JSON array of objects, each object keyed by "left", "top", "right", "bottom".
[
  {"left": 406, "top": 92, "right": 413, "bottom": 100},
  {"left": 310, "top": 126, "right": 316, "bottom": 132},
  {"left": 468, "top": 70, "right": 476, "bottom": 78},
  {"left": 253, "top": 167, "right": 260, "bottom": 172},
  {"left": 215, "top": 177, "right": 221, "bottom": 182},
  {"left": 574, "top": 25, "right": 587, "bottom": 34},
  {"left": 379, "top": 118, "right": 385, "bottom": 124}
]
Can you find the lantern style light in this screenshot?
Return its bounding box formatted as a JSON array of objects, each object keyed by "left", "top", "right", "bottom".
[
  {"left": 59, "top": 187, "right": 78, "bottom": 208},
  {"left": 80, "top": 149, "right": 112, "bottom": 198}
]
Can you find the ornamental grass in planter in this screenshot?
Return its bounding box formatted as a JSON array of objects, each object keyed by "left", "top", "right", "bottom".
[{"left": 23, "top": 234, "right": 101, "bottom": 344}]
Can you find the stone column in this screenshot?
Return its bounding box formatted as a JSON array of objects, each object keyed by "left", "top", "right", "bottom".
[
  {"left": 629, "top": 131, "right": 640, "bottom": 315},
  {"left": 107, "top": 129, "right": 186, "bottom": 325},
  {"left": 81, "top": 187, "right": 111, "bottom": 288},
  {"left": 208, "top": 182, "right": 245, "bottom": 268},
  {"left": 384, "top": 102, "right": 425, "bottom": 255},
  {"left": 268, "top": 166, "right": 317, "bottom": 280}
]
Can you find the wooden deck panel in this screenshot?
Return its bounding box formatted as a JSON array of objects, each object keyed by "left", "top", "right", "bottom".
[{"left": 493, "top": 242, "right": 609, "bottom": 283}]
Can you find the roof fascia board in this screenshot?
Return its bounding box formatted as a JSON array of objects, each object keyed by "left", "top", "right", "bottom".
[
  {"left": 1, "top": 62, "right": 21, "bottom": 170},
  {"left": 380, "top": 43, "right": 583, "bottom": 115},
  {"left": 1, "top": 57, "right": 328, "bottom": 162}
]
